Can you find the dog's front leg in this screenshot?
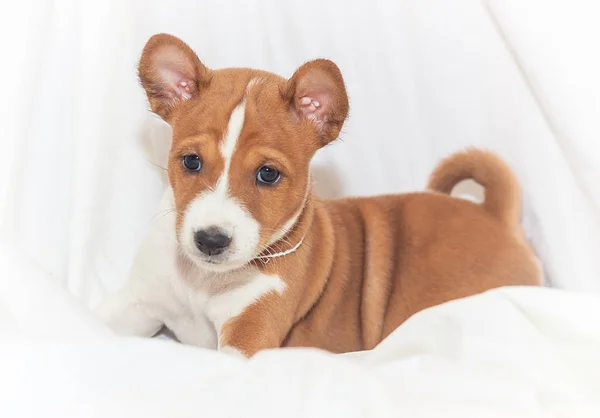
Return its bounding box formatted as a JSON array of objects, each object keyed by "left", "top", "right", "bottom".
[
  {"left": 94, "top": 190, "right": 177, "bottom": 338},
  {"left": 210, "top": 290, "right": 293, "bottom": 359},
  {"left": 94, "top": 283, "right": 163, "bottom": 338}
]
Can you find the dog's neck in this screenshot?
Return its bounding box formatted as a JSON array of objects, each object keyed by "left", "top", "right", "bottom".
[{"left": 252, "top": 191, "right": 316, "bottom": 267}]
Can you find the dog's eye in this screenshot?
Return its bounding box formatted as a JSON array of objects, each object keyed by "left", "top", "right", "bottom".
[
  {"left": 256, "top": 166, "right": 281, "bottom": 185},
  {"left": 182, "top": 154, "right": 202, "bottom": 172}
]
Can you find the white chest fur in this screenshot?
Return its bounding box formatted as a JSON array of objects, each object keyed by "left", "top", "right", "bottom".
[
  {"left": 104, "top": 188, "right": 287, "bottom": 350},
  {"left": 161, "top": 257, "right": 286, "bottom": 348}
]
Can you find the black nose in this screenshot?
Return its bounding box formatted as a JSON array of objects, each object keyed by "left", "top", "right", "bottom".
[{"left": 194, "top": 227, "right": 232, "bottom": 256}]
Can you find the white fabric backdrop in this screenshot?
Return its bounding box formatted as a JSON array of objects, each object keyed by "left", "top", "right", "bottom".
[{"left": 1, "top": 0, "right": 599, "bottom": 307}]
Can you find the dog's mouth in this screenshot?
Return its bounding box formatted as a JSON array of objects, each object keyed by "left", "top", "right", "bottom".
[
  {"left": 188, "top": 250, "right": 253, "bottom": 273},
  {"left": 179, "top": 228, "right": 268, "bottom": 273}
]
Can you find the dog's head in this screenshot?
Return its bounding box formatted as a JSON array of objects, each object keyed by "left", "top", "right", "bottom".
[{"left": 138, "top": 34, "right": 349, "bottom": 273}]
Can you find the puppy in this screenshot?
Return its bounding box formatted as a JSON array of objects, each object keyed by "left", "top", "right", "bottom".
[{"left": 95, "top": 33, "right": 541, "bottom": 357}]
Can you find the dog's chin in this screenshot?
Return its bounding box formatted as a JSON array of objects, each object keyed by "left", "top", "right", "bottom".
[
  {"left": 185, "top": 250, "right": 251, "bottom": 274},
  {"left": 199, "top": 259, "right": 247, "bottom": 274}
]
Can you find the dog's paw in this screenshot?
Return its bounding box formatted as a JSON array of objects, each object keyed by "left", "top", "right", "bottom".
[{"left": 219, "top": 346, "right": 248, "bottom": 360}]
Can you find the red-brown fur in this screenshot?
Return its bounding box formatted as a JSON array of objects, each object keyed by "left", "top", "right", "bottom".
[{"left": 138, "top": 34, "right": 541, "bottom": 357}]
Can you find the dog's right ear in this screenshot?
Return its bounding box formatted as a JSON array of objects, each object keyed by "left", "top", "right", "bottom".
[{"left": 138, "top": 33, "right": 210, "bottom": 122}]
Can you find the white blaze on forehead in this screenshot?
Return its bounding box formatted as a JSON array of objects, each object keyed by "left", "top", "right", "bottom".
[{"left": 215, "top": 101, "right": 247, "bottom": 195}]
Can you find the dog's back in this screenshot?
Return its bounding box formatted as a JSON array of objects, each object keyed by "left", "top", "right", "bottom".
[{"left": 283, "top": 149, "right": 541, "bottom": 351}]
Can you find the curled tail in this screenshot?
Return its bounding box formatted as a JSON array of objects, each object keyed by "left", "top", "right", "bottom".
[{"left": 427, "top": 148, "right": 521, "bottom": 227}]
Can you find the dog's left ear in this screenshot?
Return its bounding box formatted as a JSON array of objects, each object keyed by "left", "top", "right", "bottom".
[
  {"left": 138, "top": 33, "right": 211, "bottom": 122},
  {"left": 283, "top": 59, "right": 349, "bottom": 146}
]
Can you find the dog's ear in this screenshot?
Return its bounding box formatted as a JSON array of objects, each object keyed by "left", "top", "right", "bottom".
[
  {"left": 282, "top": 59, "right": 349, "bottom": 146},
  {"left": 138, "top": 33, "right": 210, "bottom": 122}
]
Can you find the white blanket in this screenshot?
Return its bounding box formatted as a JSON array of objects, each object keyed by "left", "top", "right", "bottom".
[{"left": 2, "top": 241, "right": 599, "bottom": 417}]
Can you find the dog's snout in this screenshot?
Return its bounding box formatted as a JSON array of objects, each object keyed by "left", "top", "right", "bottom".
[{"left": 194, "top": 227, "right": 232, "bottom": 256}]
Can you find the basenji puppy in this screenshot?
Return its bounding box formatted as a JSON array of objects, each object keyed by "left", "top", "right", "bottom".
[{"left": 95, "top": 33, "right": 541, "bottom": 358}]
